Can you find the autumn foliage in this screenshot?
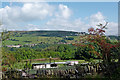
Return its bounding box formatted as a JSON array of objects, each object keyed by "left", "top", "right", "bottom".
[{"left": 73, "top": 22, "right": 118, "bottom": 62}]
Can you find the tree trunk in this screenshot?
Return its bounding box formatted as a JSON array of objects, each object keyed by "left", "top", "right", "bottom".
[
  {"left": 118, "top": 55, "right": 120, "bottom": 63},
  {"left": 107, "top": 54, "right": 111, "bottom": 63},
  {"left": 104, "top": 53, "right": 111, "bottom": 63}
]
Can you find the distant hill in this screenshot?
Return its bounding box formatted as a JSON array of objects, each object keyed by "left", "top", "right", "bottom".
[
  {"left": 9, "top": 30, "right": 87, "bottom": 37},
  {"left": 108, "top": 35, "right": 120, "bottom": 40},
  {"left": 3, "top": 30, "right": 119, "bottom": 46},
  {"left": 4, "top": 30, "right": 87, "bottom": 46}
]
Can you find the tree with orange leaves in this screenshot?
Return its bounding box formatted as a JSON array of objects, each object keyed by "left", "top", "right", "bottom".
[{"left": 73, "top": 22, "right": 118, "bottom": 63}]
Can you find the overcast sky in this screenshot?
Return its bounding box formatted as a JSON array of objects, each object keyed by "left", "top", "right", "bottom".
[{"left": 0, "top": 2, "right": 118, "bottom": 35}]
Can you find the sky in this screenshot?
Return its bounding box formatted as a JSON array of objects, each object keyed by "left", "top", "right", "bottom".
[{"left": 0, "top": 2, "right": 118, "bottom": 35}]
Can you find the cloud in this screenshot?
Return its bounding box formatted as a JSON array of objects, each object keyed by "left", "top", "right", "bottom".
[
  {"left": 0, "top": 3, "right": 118, "bottom": 35},
  {"left": 21, "top": 3, "right": 54, "bottom": 21},
  {"left": 106, "top": 22, "right": 118, "bottom": 35},
  {"left": 0, "top": 2, "right": 54, "bottom": 30},
  {"left": 46, "top": 11, "right": 118, "bottom": 35},
  {"left": 55, "top": 4, "right": 72, "bottom": 19},
  {"left": 46, "top": 18, "right": 89, "bottom": 32},
  {"left": 25, "top": 24, "right": 41, "bottom": 31},
  {"left": 46, "top": 4, "right": 75, "bottom": 31},
  {"left": 89, "top": 12, "right": 106, "bottom": 27},
  {"left": 89, "top": 12, "right": 118, "bottom": 35}
]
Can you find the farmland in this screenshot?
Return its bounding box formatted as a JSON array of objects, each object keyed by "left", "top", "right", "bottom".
[
  {"left": 2, "top": 30, "right": 120, "bottom": 79},
  {"left": 3, "top": 31, "right": 84, "bottom": 45},
  {"left": 3, "top": 30, "right": 119, "bottom": 46},
  {"left": 2, "top": 30, "right": 120, "bottom": 61}
]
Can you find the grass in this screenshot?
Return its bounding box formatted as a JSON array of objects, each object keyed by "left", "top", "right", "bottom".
[
  {"left": 10, "top": 59, "right": 101, "bottom": 70},
  {"left": 4, "top": 34, "right": 81, "bottom": 45},
  {"left": 5, "top": 59, "right": 85, "bottom": 70},
  {"left": 30, "top": 59, "right": 86, "bottom": 64},
  {"left": 4, "top": 59, "right": 116, "bottom": 70},
  {"left": 4, "top": 36, "right": 72, "bottom": 45}
]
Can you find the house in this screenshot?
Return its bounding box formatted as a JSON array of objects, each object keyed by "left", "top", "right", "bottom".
[
  {"left": 12, "top": 45, "right": 21, "bottom": 48},
  {"left": 66, "top": 61, "right": 79, "bottom": 66},
  {"left": 32, "top": 63, "right": 58, "bottom": 69},
  {"left": 6, "top": 45, "right": 22, "bottom": 48},
  {"left": 32, "top": 61, "right": 79, "bottom": 69}
]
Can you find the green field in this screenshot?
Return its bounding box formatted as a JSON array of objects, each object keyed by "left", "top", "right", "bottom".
[
  {"left": 4, "top": 36, "right": 62, "bottom": 45},
  {"left": 4, "top": 31, "right": 82, "bottom": 45},
  {"left": 4, "top": 59, "right": 100, "bottom": 69},
  {"left": 3, "top": 30, "right": 119, "bottom": 45},
  {"left": 2, "top": 30, "right": 120, "bottom": 70}
]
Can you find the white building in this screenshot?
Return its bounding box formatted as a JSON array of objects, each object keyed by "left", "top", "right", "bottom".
[
  {"left": 66, "top": 61, "right": 79, "bottom": 66},
  {"left": 6, "top": 45, "right": 21, "bottom": 48},
  {"left": 32, "top": 61, "right": 79, "bottom": 69},
  {"left": 32, "top": 63, "right": 58, "bottom": 69}
]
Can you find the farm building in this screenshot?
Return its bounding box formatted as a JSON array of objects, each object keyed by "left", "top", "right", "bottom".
[
  {"left": 66, "top": 61, "right": 79, "bottom": 66},
  {"left": 32, "top": 63, "right": 58, "bottom": 69},
  {"left": 32, "top": 61, "right": 78, "bottom": 69}
]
